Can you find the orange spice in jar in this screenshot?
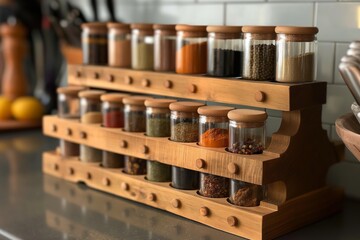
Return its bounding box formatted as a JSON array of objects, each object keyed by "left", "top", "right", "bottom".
[
  {"left": 107, "top": 23, "right": 131, "bottom": 68},
  {"left": 175, "top": 24, "right": 207, "bottom": 74},
  {"left": 197, "top": 105, "right": 234, "bottom": 198}
]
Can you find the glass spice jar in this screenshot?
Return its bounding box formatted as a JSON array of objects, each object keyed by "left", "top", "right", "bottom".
[
  {"left": 227, "top": 109, "right": 267, "bottom": 155},
  {"left": 57, "top": 86, "right": 85, "bottom": 157},
  {"left": 229, "top": 180, "right": 263, "bottom": 207},
  {"left": 242, "top": 26, "right": 276, "bottom": 81},
  {"left": 123, "top": 96, "right": 152, "bottom": 175},
  {"left": 198, "top": 106, "right": 233, "bottom": 198},
  {"left": 275, "top": 26, "right": 318, "bottom": 83},
  {"left": 145, "top": 98, "right": 177, "bottom": 182},
  {"left": 79, "top": 90, "right": 105, "bottom": 163},
  {"left": 101, "top": 93, "right": 129, "bottom": 168},
  {"left": 153, "top": 24, "right": 176, "bottom": 72},
  {"left": 175, "top": 24, "right": 207, "bottom": 74},
  {"left": 131, "top": 23, "right": 154, "bottom": 70},
  {"left": 207, "top": 25, "right": 243, "bottom": 77},
  {"left": 81, "top": 22, "right": 108, "bottom": 65},
  {"left": 169, "top": 101, "right": 205, "bottom": 190},
  {"left": 108, "top": 23, "right": 131, "bottom": 68}
]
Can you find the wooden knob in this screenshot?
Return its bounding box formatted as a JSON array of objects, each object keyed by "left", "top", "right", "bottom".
[
  {"left": 102, "top": 178, "right": 110, "bottom": 186},
  {"left": 121, "top": 182, "right": 129, "bottom": 191},
  {"left": 147, "top": 193, "right": 156, "bottom": 202},
  {"left": 80, "top": 132, "right": 87, "bottom": 139},
  {"left": 120, "top": 140, "right": 128, "bottom": 148},
  {"left": 196, "top": 158, "right": 206, "bottom": 169},
  {"left": 52, "top": 125, "right": 57, "bottom": 132},
  {"left": 53, "top": 163, "right": 59, "bottom": 171},
  {"left": 75, "top": 70, "right": 81, "bottom": 78},
  {"left": 124, "top": 76, "right": 133, "bottom": 84},
  {"left": 142, "top": 78, "right": 150, "bottom": 87},
  {"left": 199, "top": 207, "right": 209, "bottom": 216},
  {"left": 107, "top": 74, "right": 114, "bottom": 82},
  {"left": 142, "top": 145, "right": 149, "bottom": 154},
  {"left": 171, "top": 199, "right": 181, "bottom": 208},
  {"left": 188, "top": 84, "right": 197, "bottom": 93},
  {"left": 86, "top": 172, "right": 92, "bottom": 180},
  {"left": 67, "top": 128, "right": 72, "bottom": 136},
  {"left": 164, "top": 80, "right": 173, "bottom": 89},
  {"left": 93, "top": 72, "right": 99, "bottom": 79},
  {"left": 227, "top": 216, "right": 238, "bottom": 227},
  {"left": 228, "top": 162, "right": 239, "bottom": 174},
  {"left": 255, "top": 91, "right": 265, "bottom": 102},
  {"left": 68, "top": 168, "right": 74, "bottom": 175}
]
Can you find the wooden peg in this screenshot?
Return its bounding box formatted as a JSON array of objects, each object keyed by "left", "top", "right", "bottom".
[
  {"left": 199, "top": 207, "right": 209, "bottom": 216},
  {"left": 196, "top": 158, "right": 206, "bottom": 169}
]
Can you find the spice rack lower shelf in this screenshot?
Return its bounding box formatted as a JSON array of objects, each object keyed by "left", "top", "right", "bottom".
[
  {"left": 43, "top": 151, "right": 343, "bottom": 240},
  {"left": 43, "top": 115, "right": 280, "bottom": 185}
]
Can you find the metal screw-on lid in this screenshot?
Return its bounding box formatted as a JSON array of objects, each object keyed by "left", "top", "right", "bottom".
[
  {"left": 122, "top": 95, "right": 152, "bottom": 106},
  {"left": 57, "top": 86, "right": 86, "bottom": 95},
  {"left": 100, "top": 93, "right": 130, "bottom": 103},
  {"left": 144, "top": 99, "right": 177, "bottom": 108},
  {"left": 197, "top": 106, "right": 234, "bottom": 117},
  {"left": 169, "top": 101, "right": 205, "bottom": 113},
  {"left": 78, "top": 90, "right": 106, "bottom": 100},
  {"left": 227, "top": 109, "right": 267, "bottom": 122}
]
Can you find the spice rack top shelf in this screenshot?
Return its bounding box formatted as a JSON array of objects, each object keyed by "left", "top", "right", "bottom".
[{"left": 68, "top": 65, "right": 326, "bottom": 112}]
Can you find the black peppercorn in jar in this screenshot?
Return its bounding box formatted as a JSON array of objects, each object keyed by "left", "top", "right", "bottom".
[
  {"left": 82, "top": 22, "right": 108, "bottom": 65},
  {"left": 275, "top": 26, "right": 318, "bottom": 83},
  {"left": 206, "top": 25, "right": 243, "bottom": 77},
  {"left": 198, "top": 106, "right": 233, "bottom": 198},
  {"left": 242, "top": 26, "right": 276, "bottom": 81},
  {"left": 78, "top": 90, "right": 105, "bottom": 163},
  {"left": 169, "top": 101, "right": 205, "bottom": 190},
  {"left": 122, "top": 96, "right": 152, "bottom": 175},
  {"left": 57, "top": 86, "right": 86, "bottom": 157},
  {"left": 101, "top": 93, "right": 129, "bottom": 168},
  {"left": 131, "top": 23, "right": 154, "bottom": 70},
  {"left": 145, "top": 98, "right": 176, "bottom": 182}
]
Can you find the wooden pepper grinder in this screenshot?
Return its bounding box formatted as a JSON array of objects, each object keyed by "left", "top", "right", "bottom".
[{"left": 1, "top": 24, "right": 28, "bottom": 100}]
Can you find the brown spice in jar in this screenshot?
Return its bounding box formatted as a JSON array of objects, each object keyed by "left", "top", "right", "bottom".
[
  {"left": 176, "top": 41, "right": 207, "bottom": 74},
  {"left": 155, "top": 38, "right": 176, "bottom": 72},
  {"left": 233, "top": 184, "right": 263, "bottom": 207},
  {"left": 200, "top": 128, "right": 228, "bottom": 148},
  {"left": 200, "top": 173, "right": 229, "bottom": 198},
  {"left": 277, "top": 52, "right": 315, "bottom": 82},
  {"left": 109, "top": 38, "right": 131, "bottom": 68}
]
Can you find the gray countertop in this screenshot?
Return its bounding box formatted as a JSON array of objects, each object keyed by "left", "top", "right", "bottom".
[{"left": 0, "top": 130, "right": 359, "bottom": 240}]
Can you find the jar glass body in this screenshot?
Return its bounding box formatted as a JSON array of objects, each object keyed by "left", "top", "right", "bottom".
[
  {"left": 172, "top": 166, "right": 199, "bottom": 190},
  {"left": 154, "top": 30, "right": 176, "bottom": 72},
  {"left": 147, "top": 161, "right": 171, "bottom": 182},
  {"left": 243, "top": 33, "right": 276, "bottom": 81},
  {"left": 199, "top": 115, "right": 229, "bottom": 147},
  {"left": 228, "top": 120, "right": 265, "bottom": 155},
  {"left": 82, "top": 28, "right": 107, "bottom": 65},
  {"left": 199, "top": 173, "right": 229, "bottom": 198},
  {"left": 207, "top": 32, "right": 243, "bottom": 77},
  {"left": 108, "top": 29, "right": 131, "bottom": 67},
  {"left": 229, "top": 180, "right": 263, "bottom": 207},
  {"left": 170, "top": 111, "right": 199, "bottom": 142},
  {"left": 58, "top": 93, "right": 80, "bottom": 157},
  {"left": 102, "top": 101, "right": 125, "bottom": 128},
  {"left": 124, "top": 104, "right": 146, "bottom": 132},
  {"left": 146, "top": 107, "right": 171, "bottom": 137},
  {"left": 80, "top": 97, "right": 102, "bottom": 116},
  {"left": 131, "top": 29, "right": 154, "bottom": 70},
  {"left": 276, "top": 34, "right": 317, "bottom": 82},
  {"left": 176, "top": 31, "right": 207, "bottom": 74},
  {"left": 124, "top": 156, "right": 147, "bottom": 175}
]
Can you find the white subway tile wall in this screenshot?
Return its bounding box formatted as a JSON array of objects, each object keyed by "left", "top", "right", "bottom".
[{"left": 106, "top": 0, "right": 360, "bottom": 196}]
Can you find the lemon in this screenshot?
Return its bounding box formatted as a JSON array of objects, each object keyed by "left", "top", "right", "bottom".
[
  {"left": 0, "top": 96, "right": 12, "bottom": 120},
  {"left": 12, "top": 97, "right": 44, "bottom": 120}
]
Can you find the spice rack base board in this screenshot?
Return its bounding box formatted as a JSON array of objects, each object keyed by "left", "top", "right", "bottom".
[{"left": 42, "top": 151, "right": 343, "bottom": 240}]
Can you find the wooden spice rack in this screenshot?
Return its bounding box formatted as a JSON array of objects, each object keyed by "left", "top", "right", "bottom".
[{"left": 42, "top": 64, "right": 343, "bottom": 240}]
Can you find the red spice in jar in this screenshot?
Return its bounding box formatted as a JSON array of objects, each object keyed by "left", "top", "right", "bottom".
[
  {"left": 103, "top": 110, "right": 124, "bottom": 128},
  {"left": 200, "top": 128, "right": 229, "bottom": 148}
]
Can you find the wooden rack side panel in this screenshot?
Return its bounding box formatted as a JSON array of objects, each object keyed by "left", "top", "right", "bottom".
[{"left": 67, "top": 65, "right": 327, "bottom": 112}]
